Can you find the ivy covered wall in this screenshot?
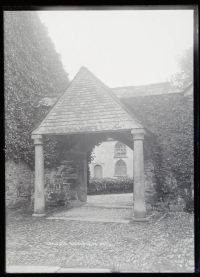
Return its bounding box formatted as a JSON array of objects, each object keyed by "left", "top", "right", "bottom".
[
  {"left": 122, "top": 92, "right": 193, "bottom": 201},
  {"left": 4, "top": 11, "right": 69, "bottom": 167}
]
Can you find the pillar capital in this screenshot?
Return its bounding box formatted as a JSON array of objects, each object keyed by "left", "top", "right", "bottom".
[
  {"left": 131, "top": 128, "right": 145, "bottom": 140},
  {"left": 31, "top": 134, "right": 43, "bottom": 145}
]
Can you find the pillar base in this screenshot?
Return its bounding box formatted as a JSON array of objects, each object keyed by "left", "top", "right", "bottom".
[
  {"left": 133, "top": 209, "right": 146, "bottom": 219},
  {"left": 133, "top": 203, "right": 147, "bottom": 218},
  {"left": 32, "top": 213, "right": 46, "bottom": 217},
  {"left": 80, "top": 197, "right": 87, "bottom": 202}
]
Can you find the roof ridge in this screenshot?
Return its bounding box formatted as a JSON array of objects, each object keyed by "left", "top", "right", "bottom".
[
  {"left": 121, "top": 91, "right": 183, "bottom": 98},
  {"left": 182, "top": 82, "right": 193, "bottom": 93},
  {"left": 112, "top": 81, "right": 172, "bottom": 90}
]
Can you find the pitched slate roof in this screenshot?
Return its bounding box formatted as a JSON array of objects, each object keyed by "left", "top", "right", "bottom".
[
  {"left": 112, "top": 82, "right": 181, "bottom": 98},
  {"left": 32, "top": 67, "right": 142, "bottom": 135}
]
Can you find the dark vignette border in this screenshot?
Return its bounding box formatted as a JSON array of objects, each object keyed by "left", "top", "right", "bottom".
[{"left": 0, "top": 2, "right": 199, "bottom": 275}]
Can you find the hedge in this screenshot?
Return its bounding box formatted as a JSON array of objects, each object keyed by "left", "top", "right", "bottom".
[{"left": 88, "top": 177, "right": 133, "bottom": 195}]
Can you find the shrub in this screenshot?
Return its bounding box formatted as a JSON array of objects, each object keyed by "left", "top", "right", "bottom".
[{"left": 88, "top": 177, "right": 133, "bottom": 195}]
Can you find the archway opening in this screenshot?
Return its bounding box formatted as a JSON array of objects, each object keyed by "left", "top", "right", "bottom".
[{"left": 88, "top": 136, "right": 133, "bottom": 201}]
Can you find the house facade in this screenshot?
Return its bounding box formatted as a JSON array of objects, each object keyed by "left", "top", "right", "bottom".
[{"left": 89, "top": 139, "right": 133, "bottom": 179}]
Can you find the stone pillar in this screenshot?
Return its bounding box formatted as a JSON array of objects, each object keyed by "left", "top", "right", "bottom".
[
  {"left": 77, "top": 153, "right": 87, "bottom": 202},
  {"left": 31, "top": 134, "right": 45, "bottom": 216},
  {"left": 83, "top": 156, "right": 88, "bottom": 202},
  {"left": 131, "top": 129, "right": 146, "bottom": 219}
]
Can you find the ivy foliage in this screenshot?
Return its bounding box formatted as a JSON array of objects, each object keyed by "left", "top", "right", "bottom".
[
  {"left": 4, "top": 11, "right": 69, "bottom": 167},
  {"left": 122, "top": 92, "right": 193, "bottom": 199}
]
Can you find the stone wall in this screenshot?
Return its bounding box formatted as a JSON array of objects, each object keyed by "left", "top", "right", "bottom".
[
  {"left": 6, "top": 157, "right": 82, "bottom": 207},
  {"left": 144, "top": 160, "right": 157, "bottom": 205},
  {"left": 44, "top": 160, "right": 79, "bottom": 203},
  {"left": 6, "top": 160, "right": 34, "bottom": 207}
]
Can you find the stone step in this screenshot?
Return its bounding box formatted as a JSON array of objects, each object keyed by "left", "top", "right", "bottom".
[
  {"left": 6, "top": 265, "right": 111, "bottom": 273},
  {"left": 84, "top": 203, "right": 132, "bottom": 209}
]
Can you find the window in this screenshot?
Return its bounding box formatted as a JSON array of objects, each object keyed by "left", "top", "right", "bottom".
[
  {"left": 114, "top": 142, "right": 126, "bottom": 157},
  {"left": 115, "top": 159, "right": 127, "bottom": 176},
  {"left": 94, "top": 164, "right": 103, "bottom": 178}
]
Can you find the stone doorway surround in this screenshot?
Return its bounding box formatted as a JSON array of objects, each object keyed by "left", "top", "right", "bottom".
[{"left": 31, "top": 67, "right": 147, "bottom": 220}]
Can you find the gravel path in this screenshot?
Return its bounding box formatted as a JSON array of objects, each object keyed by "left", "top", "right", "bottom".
[{"left": 6, "top": 194, "right": 194, "bottom": 273}]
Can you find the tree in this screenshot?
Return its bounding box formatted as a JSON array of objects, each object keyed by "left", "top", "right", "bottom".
[
  {"left": 4, "top": 11, "right": 69, "bottom": 167},
  {"left": 171, "top": 46, "right": 193, "bottom": 89}
]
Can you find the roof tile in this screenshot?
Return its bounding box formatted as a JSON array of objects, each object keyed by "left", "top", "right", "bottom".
[{"left": 32, "top": 67, "right": 142, "bottom": 135}]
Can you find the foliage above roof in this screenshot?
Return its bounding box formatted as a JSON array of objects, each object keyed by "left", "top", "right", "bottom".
[{"left": 33, "top": 67, "right": 143, "bottom": 135}]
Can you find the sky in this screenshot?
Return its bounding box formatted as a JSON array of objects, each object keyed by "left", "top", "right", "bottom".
[{"left": 38, "top": 9, "right": 193, "bottom": 87}]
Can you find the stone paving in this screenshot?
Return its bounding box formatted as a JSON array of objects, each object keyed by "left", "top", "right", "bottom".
[
  {"left": 6, "top": 194, "right": 194, "bottom": 273},
  {"left": 47, "top": 194, "right": 151, "bottom": 223},
  {"left": 86, "top": 193, "right": 133, "bottom": 207}
]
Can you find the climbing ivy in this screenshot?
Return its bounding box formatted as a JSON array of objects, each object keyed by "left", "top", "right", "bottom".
[
  {"left": 122, "top": 93, "right": 193, "bottom": 203},
  {"left": 4, "top": 11, "right": 69, "bottom": 167}
]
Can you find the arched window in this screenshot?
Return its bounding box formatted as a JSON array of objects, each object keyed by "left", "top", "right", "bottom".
[
  {"left": 115, "top": 160, "right": 127, "bottom": 176},
  {"left": 114, "top": 142, "right": 126, "bottom": 157},
  {"left": 94, "top": 164, "right": 103, "bottom": 178}
]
